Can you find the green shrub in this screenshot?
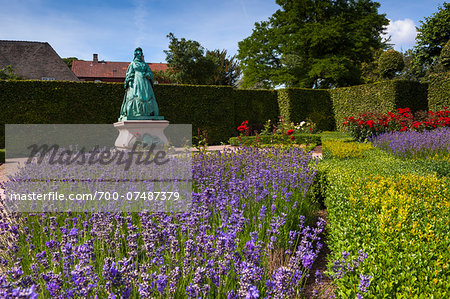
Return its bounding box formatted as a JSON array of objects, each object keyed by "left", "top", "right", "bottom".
[
  {"left": 428, "top": 72, "right": 450, "bottom": 111},
  {"left": 378, "top": 49, "right": 405, "bottom": 79},
  {"left": 277, "top": 88, "right": 335, "bottom": 131},
  {"left": 228, "top": 133, "right": 321, "bottom": 147},
  {"left": 331, "top": 80, "right": 428, "bottom": 130},
  {"left": 440, "top": 40, "right": 450, "bottom": 70}
]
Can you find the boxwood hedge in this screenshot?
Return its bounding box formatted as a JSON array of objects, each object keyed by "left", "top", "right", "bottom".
[
  {"left": 277, "top": 88, "right": 335, "bottom": 131},
  {"left": 428, "top": 72, "right": 450, "bottom": 111}
]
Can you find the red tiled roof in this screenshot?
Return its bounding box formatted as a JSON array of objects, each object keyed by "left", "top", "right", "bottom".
[{"left": 72, "top": 60, "right": 169, "bottom": 79}]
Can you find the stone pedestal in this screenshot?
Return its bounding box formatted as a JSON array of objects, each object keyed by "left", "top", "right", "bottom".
[{"left": 114, "top": 120, "right": 170, "bottom": 150}]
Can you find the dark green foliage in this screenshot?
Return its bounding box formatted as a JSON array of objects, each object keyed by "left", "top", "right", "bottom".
[
  {"left": 62, "top": 57, "right": 79, "bottom": 69},
  {"left": 440, "top": 40, "right": 450, "bottom": 70},
  {"left": 233, "top": 89, "right": 279, "bottom": 129},
  {"left": 412, "top": 2, "right": 450, "bottom": 75},
  {"left": 237, "top": 0, "right": 389, "bottom": 88},
  {"left": 228, "top": 134, "right": 321, "bottom": 147},
  {"left": 205, "top": 49, "right": 241, "bottom": 86},
  {"left": 164, "top": 33, "right": 216, "bottom": 85},
  {"left": 277, "top": 88, "right": 335, "bottom": 131},
  {"left": 378, "top": 49, "right": 405, "bottom": 79},
  {"left": 428, "top": 72, "right": 450, "bottom": 111},
  {"left": 331, "top": 80, "right": 428, "bottom": 130},
  {"left": 0, "top": 65, "right": 22, "bottom": 80},
  {"left": 154, "top": 84, "right": 235, "bottom": 145},
  {"left": 164, "top": 33, "right": 240, "bottom": 86}
]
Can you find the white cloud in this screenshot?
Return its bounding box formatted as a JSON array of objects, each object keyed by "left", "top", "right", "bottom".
[{"left": 383, "top": 18, "right": 417, "bottom": 51}]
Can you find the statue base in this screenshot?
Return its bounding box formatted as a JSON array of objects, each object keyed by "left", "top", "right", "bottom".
[
  {"left": 118, "top": 115, "right": 165, "bottom": 121},
  {"left": 114, "top": 120, "right": 170, "bottom": 150}
]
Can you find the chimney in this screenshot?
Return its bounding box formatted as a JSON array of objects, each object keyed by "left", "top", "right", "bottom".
[{"left": 93, "top": 54, "right": 98, "bottom": 63}]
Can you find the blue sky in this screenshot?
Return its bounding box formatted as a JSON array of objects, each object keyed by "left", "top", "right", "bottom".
[{"left": 0, "top": 0, "right": 446, "bottom": 63}]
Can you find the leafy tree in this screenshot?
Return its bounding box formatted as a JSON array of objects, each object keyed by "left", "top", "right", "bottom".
[
  {"left": 237, "top": 0, "right": 389, "bottom": 89},
  {"left": 412, "top": 2, "right": 450, "bottom": 75},
  {"left": 378, "top": 49, "right": 405, "bottom": 79},
  {"left": 62, "top": 57, "right": 79, "bottom": 69},
  {"left": 0, "top": 65, "right": 22, "bottom": 80},
  {"left": 360, "top": 48, "right": 383, "bottom": 83},
  {"left": 206, "top": 49, "right": 241, "bottom": 86},
  {"left": 164, "top": 33, "right": 216, "bottom": 85},
  {"left": 164, "top": 33, "right": 240, "bottom": 86}
]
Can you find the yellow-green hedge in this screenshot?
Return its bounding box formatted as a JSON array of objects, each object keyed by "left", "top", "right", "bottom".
[{"left": 428, "top": 72, "right": 450, "bottom": 111}]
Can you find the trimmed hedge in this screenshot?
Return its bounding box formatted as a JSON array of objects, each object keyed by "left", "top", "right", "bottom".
[
  {"left": 1, "top": 79, "right": 438, "bottom": 147},
  {"left": 154, "top": 84, "right": 235, "bottom": 145},
  {"left": 0, "top": 81, "right": 281, "bottom": 147},
  {"left": 233, "top": 89, "right": 279, "bottom": 129},
  {"left": 228, "top": 133, "right": 321, "bottom": 146},
  {"left": 331, "top": 80, "right": 428, "bottom": 130},
  {"left": 318, "top": 134, "right": 450, "bottom": 297},
  {"left": 277, "top": 88, "right": 335, "bottom": 131},
  {"left": 428, "top": 72, "right": 450, "bottom": 111}
]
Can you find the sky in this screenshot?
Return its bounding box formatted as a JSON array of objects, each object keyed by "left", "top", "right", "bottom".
[{"left": 0, "top": 0, "right": 446, "bottom": 63}]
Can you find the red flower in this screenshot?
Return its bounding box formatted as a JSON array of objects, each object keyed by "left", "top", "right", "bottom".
[
  {"left": 237, "top": 120, "right": 249, "bottom": 132},
  {"left": 400, "top": 126, "right": 407, "bottom": 132},
  {"left": 286, "top": 129, "right": 295, "bottom": 136},
  {"left": 237, "top": 125, "right": 248, "bottom": 132},
  {"left": 412, "top": 122, "right": 421, "bottom": 129},
  {"left": 397, "top": 108, "right": 411, "bottom": 114},
  {"left": 290, "top": 136, "right": 295, "bottom": 140},
  {"left": 365, "top": 120, "right": 375, "bottom": 128}
]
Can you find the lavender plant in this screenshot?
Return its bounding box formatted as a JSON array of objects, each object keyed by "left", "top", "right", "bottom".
[
  {"left": 0, "top": 147, "right": 326, "bottom": 298},
  {"left": 370, "top": 127, "right": 450, "bottom": 160}
]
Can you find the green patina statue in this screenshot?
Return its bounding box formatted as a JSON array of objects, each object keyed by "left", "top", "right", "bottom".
[{"left": 119, "top": 47, "right": 164, "bottom": 121}]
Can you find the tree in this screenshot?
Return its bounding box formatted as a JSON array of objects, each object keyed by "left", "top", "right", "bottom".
[
  {"left": 378, "top": 49, "right": 405, "bottom": 79},
  {"left": 205, "top": 49, "right": 241, "bottom": 86},
  {"left": 164, "top": 33, "right": 216, "bottom": 85},
  {"left": 62, "top": 57, "right": 79, "bottom": 69},
  {"left": 0, "top": 65, "right": 21, "bottom": 80},
  {"left": 237, "top": 0, "right": 389, "bottom": 89},
  {"left": 412, "top": 2, "right": 450, "bottom": 75},
  {"left": 164, "top": 33, "right": 240, "bottom": 86}
]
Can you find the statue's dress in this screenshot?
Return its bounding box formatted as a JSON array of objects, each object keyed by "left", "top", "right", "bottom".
[{"left": 119, "top": 59, "right": 159, "bottom": 119}]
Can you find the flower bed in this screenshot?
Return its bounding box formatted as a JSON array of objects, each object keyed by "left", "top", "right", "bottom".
[
  {"left": 370, "top": 127, "right": 450, "bottom": 160},
  {"left": 319, "top": 136, "right": 450, "bottom": 297},
  {"left": 0, "top": 147, "right": 327, "bottom": 298},
  {"left": 343, "top": 107, "right": 450, "bottom": 142}
]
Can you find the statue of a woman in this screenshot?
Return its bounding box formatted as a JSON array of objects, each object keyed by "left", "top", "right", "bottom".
[{"left": 119, "top": 47, "right": 160, "bottom": 120}]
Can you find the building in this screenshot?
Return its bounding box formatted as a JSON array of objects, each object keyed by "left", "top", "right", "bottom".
[
  {"left": 0, "top": 40, "right": 79, "bottom": 81},
  {"left": 72, "top": 54, "right": 169, "bottom": 83}
]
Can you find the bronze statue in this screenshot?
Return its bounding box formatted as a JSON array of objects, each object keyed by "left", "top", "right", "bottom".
[{"left": 119, "top": 47, "right": 161, "bottom": 120}]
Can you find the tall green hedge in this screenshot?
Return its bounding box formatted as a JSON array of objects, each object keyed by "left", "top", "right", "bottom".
[
  {"left": 155, "top": 84, "right": 235, "bottom": 144},
  {"left": 0, "top": 81, "right": 237, "bottom": 146},
  {"left": 233, "top": 89, "right": 279, "bottom": 128},
  {"left": 428, "top": 72, "right": 450, "bottom": 111},
  {"left": 331, "top": 80, "right": 428, "bottom": 130},
  {"left": 0, "top": 79, "right": 436, "bottom": 148},
  {"left": 277, "top": 88, "right": 335, "bottom": 131}
]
